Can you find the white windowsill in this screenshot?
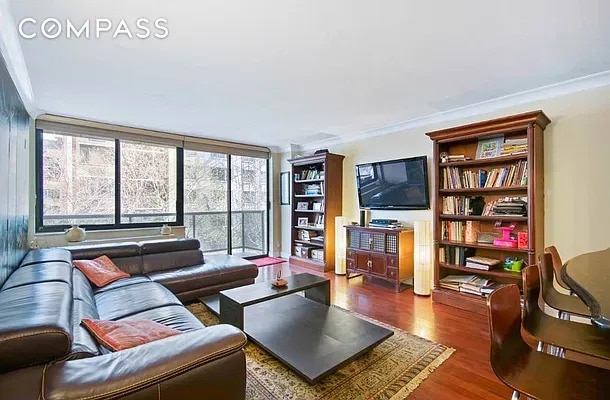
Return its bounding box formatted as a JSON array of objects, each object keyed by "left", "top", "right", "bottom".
[{"left": 32, "top": 226, "right": 186, "bottom": 249}]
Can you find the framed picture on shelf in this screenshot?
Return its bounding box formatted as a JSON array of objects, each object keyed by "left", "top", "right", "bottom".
[
  {"left": 312, "top": 202, "right": 323, "bottom": 211},
  {"left": 280, "top": 171, "right": 290, "bottom": 205},
  {"left": 296, "top": 201, "right": 309, "bottom": 210},
  {"left": 297, "top": 217, "right": 308, "bottom": 227},
  {"left": 476, "top": 136, "right": 504, "bottom": 159}
]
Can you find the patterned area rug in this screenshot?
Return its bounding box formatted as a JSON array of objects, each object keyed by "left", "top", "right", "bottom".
[{"left": 187, "top": 303, "right": 454, "bottom": 399}]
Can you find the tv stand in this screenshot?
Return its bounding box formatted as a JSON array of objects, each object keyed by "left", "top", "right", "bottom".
[{"left": 345, "top": 226, "right": 414, "bottom": 292}]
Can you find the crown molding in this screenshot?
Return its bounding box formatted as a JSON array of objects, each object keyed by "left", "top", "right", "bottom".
[{"left": 297, "top": 70, "right": 610, "bottom": 151}]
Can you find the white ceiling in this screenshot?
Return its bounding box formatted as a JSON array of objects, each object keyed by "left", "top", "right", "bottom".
[{"left": 5, "top": 0, "right": 610, "bottom": 148}]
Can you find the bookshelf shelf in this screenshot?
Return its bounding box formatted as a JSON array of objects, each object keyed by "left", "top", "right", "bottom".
[
  {"left": 294, "top": 226, "right": 325, "bottom": 231},
  {"left": 439, "top": 214, "right": 528, "bottom": 222},
  {"left": 294, "top": 239, "right": 324, "bottom": 247},
  {"left": 439, "top": 263, "right": 522, "bottom": 280},
  {"left": 427, "top": 111, "right": 550, "bottom": 316},
  {"left": 289, "top": 152, "right": 344, "bottom": 272},
  {"left": 439, "top": 186, "right": 527, "bottom": 194},
  {"left": 439, "top": 240, "right": 530, "bottom": 253},
  {"left": 439, "top": 154, "right": 527, "bottom": 168},
  {"left": 294, "top": 178, "right": 325, "bottom": 183}
]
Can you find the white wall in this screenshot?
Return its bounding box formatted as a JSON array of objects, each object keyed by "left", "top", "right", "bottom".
[{"left": 280, "top": 84, "right": 610, "bottom": 262}]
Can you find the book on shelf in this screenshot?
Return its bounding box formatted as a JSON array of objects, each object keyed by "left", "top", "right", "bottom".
[
  {"left": 440, "top": 275, "right": 478, "bottom": 284},
  {"left": 464, "top": 221, "right": 480, "bottom": 243},
  {"left": 465, "top": 256, "right": 501, "bottom": 271},
  {"left": 481, "top": 282, "right": 506, "bottom": 295}
]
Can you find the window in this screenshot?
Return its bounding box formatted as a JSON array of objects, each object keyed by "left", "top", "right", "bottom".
[
  {"left": 40, "top": 134, "right": 116, "bottom": 226},
  {"left": 36, "top": 120, "right": 269, "bottom": 259},
  {"left": 120, "top": 141, "right": 177, "bottom": 223},
  {"left": 37, "top": 130, "right": 182, "bottom": 231}
]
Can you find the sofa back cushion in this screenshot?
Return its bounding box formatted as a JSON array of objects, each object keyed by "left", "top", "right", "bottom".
[
  {"left": 140, "top": 239, "right": 203, "bottom": 274},
  {"left": 19, "top": 248, "right": 72, "bottom": 268},
  {"left": 0, "top": 262, "right": 74, "bottom": 372},
  {"left": 67, "top": 242, "right": 143, "bottom": 275}
]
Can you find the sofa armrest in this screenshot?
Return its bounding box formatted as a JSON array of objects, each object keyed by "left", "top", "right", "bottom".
[{"left": 43, "top": 325, "right": 247, "bottom": 400}]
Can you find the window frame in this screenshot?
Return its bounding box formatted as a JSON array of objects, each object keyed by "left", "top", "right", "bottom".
[{"left": 35, "top": 129, "right": 184, "bottom": 233}]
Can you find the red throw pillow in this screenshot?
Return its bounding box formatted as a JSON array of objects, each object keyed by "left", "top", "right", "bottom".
[
  {"left": 81, "top": 319, "right": 182, "bottom": 351},
  {"left": 73, "top": 255, "right": 130, "bottom": 287}
]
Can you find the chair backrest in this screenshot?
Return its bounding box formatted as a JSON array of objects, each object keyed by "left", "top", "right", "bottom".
[
  {"left": 522, "top": 264, "right": 541, "bottom": 316},
  {"left": 487, "top": 284, "right": 523, "bottom": 361},
  {"left": 539, "top": 252, "right": 556, "bottom": 304},
  {"left": 544, "top": 245, "right": 571, "bottom": 291}
]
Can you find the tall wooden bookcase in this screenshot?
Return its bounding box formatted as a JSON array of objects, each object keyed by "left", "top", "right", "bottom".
[
  {"left": 288, "top": 152, "right": 344, "bottom": 272},
  {"left": 426, "top": 111, "right": 550, "bottom": 315}
]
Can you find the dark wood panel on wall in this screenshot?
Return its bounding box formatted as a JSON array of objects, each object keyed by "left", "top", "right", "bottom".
[{"left": 0, "top": 52, "right": 30, "bottom": 287}]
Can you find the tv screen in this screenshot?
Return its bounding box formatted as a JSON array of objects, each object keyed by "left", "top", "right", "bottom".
[{"left": 356, "top": 155, "right": 430, "bottom": 210}]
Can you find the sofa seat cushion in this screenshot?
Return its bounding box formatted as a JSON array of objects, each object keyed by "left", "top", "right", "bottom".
[
  {"left": 2, "top": 262, "right": 72, "bottom": 290},
  {"left": 118, "top": 305, "right": 205, "bottom": 332},
  {"left": 0, "top": 282, "right": 73, "bottom": 373},
  {"left": 92, "top": 275, "right": 152, "bottom": 295},
  {"left": 81, "top": 319, "right": 182, "bottom": 351},
  {"left": 95, "top": 282, "right": 182, "bottom": 321},
  {"left": 146, "top": 255, "right": 257, "bottom": 295}
]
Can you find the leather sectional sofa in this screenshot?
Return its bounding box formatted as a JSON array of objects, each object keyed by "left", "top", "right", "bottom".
[{"left": 0, "top": 238, "right": 259, "bottom": 399}]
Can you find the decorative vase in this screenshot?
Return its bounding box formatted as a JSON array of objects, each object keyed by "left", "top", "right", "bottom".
[
  {"left": 160, "top": 224, "right": 172, "bottom": 235},
  {"left": 65, "top": 225, "right": 86, "bottom": 242}
]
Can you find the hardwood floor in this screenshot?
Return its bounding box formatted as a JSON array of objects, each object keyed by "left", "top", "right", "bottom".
[{"left": 255, "top": 262, "right": 512, "bottom": 400}]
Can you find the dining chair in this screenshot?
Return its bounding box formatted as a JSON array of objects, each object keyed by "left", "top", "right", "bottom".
[
  {"left": 544, "top": 245, "right": 572, "bottom": 292},
  {"left": 487, "top": 284, "right": 610, "bottom": 399},
  {"left": 539, "top": 252, "right": 591, "bottom": 320},
  {"left": 521, "top": 264, "right": 610, "bottom": 360}
]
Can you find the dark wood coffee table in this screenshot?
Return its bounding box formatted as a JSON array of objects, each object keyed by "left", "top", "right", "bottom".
[{"left": 201, "top": 273, "right": 393, "bottom": 383}]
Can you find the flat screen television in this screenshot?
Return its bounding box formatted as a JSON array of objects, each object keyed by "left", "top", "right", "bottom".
[{"left": 356, "top": 155, "right": 430, "bottom": 210}]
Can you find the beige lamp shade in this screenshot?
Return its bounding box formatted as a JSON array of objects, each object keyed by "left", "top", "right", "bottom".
[
  {"left": 414, "top": 220, "right": 432, "bottom": 295},
  {"left": 335, "top": 216, "right": 347, "bottom": 275}
]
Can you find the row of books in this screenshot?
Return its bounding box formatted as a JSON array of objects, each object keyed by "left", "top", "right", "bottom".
[
  {"left": 298, "top": 169, "right": 324, "bottom": 180},
  {"left": 302, "top": 183, "right": 324, "bottom": 195},
  {"left": 438, "top": 245, "right": 476, "bottom": 265},
  {"left": 439, "top": 275, "right": 505, "bottom": 297},
  {"left": 441, "top": 221, "right": 480, "bottom": 243},
  {"left": 484, "top": 161, "right": 528, "bottom": 187},
  {"left": 442, "top": 196, "right": 474, "bottom": 215},
  {"left": 441, "top": 160, "right": 527, "bottom": 189},
  {"left": 500, "top": 138, "right": 527, "bottom": 156}
]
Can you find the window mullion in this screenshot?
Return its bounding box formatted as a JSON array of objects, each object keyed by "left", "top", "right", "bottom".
[{"left": 114, "top": 139, "right": 121, "bottom": 226}]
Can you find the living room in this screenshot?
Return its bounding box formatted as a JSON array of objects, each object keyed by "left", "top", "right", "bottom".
[{"left": 2, "top": 1, "right": 610, "bottom": 399}]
